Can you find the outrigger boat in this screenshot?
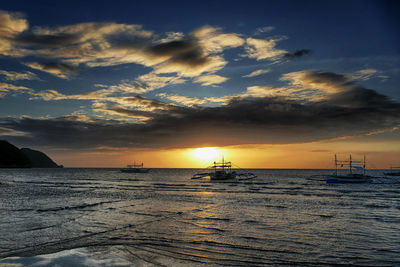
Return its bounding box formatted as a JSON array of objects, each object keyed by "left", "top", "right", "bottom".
[
  {"left": 192, "top": 157, "right": 256, "bottom": 180},
  {"left": 384, "top": 166, "right": 400, "bottom": 176},
  {"left": 120, "top": 162, "right": 150, "bottom": 173},
  {"left": 326, "top": 154, "right": 372, "bottom": 183}
]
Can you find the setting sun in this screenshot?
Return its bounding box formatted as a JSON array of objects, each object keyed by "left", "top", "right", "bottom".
[{"left": 191, "top": 147, "right": 222, "bottom": 163}]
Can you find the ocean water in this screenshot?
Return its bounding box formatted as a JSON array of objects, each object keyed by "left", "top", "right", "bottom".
[{"left": 0, "top": 168, "right": 399, "bottom": 266}]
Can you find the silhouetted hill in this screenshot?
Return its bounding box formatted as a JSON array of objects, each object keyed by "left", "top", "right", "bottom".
[
  {"left": 0, "top": 140, "right": 31, "bottom": 168},
  {"left": 20, "top": 148, "right": 60, "bottom": 168},
  {"left": 0, "top": 140, "right": 62, "bottom": 168}
]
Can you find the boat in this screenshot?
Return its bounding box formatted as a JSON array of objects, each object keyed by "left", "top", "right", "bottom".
[
  {"left": 326, "top": 154, "right": 372, "bottom": 183},
  {"left": 384, "top": 166, "right": 400, "bottom": 176},
  {"left": 210, "top": 158, "right": 237, "bottom": 180},
  {"left": 192, "top": 157, "right": 256, "bottom": 180},
  {"left": 120, "top": 162, "right": 150, "bottom": 173}
]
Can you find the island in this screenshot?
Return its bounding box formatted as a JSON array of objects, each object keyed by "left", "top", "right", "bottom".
[{"left": 0, "top": 140, "right": 62, "bottom": 168}]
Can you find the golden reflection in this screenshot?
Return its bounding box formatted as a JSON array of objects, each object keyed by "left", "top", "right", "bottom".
[{"left": 195, "top": 191, "right": 216, "bottom": 196}]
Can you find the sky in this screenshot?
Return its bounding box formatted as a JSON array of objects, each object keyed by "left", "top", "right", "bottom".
[{"left": 0, "top": 0, "right": 399, "bottom": 168}]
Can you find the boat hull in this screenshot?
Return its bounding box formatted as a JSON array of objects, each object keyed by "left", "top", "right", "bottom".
[
  {"left": 210, "top": 171, "right": 236, "bottom": 180},
  {"left": 326, "top": 175, "right": 370, "bottom": 184},
  {"left": 120, "top": 168, "right": 150, "bottom": 173}
]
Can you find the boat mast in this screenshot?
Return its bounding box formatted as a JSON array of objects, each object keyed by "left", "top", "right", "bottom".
[
  {"left": 349, "top": 154, "right": 352, "bottom": 174},
  {"left": 335, "top": 154, "right": 337, "bottom": 176},
  {"left": 363, "top": 155, "right": 366, "bottom": 175}
]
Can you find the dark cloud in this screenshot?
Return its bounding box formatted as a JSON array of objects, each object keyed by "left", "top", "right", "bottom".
[
  {"left": 300, "top": 70, "right": 349, "bottom": 85},
  {"left": 149, "top": 40, "right": 196, "bottom": 55},
  {"left": 284, "top": 49, "right": 312, "bottom": 59},
  {"left": 36, "top": 62, "right": 78, "bottom": 73},
  {"left": 16, "top": 33, "right": 81, "bottom": 47},
  {"left": 302, "top": 71, "right": 398, "bottom": 109},
  {"left": 148, "top": 40, "right": 208, "bottom": 66},
  {"left": 109, "top": 37, "right": 209, "bottom": 68},
  {"left": 122, "top": 95, "right": 176, "bottom": 110},
  {"left": 2, "top": 71, "right": 399, "bottom": 149}
]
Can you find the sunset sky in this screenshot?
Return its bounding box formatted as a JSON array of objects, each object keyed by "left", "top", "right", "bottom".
[{"left": 0, "top": 0, "right": 399, "bottom": 168}]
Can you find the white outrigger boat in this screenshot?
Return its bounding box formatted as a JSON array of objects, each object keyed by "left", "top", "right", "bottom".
[
  {"left": 192, "top": 157, "right": 256, "bottom": 180},
  {"left": 326, "top": 154, "right": 371, "bottom": 183},
  {"left": 120, "top": 162, "right": 150, "bottom": 173}
]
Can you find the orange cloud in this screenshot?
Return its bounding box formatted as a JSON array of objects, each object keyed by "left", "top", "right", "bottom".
[{"left": 193, "top": 74, "right": 228, "bottom": 86}]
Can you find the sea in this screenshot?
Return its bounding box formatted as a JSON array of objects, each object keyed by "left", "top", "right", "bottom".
[{"left": 0, "top": 168, "right": 399, "bottom": 266}]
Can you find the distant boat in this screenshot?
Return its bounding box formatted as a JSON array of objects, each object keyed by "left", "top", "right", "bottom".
[
  {"left": 209, "top": 158, "right": 237, "bottom": 180},
  {"left": 326, "top": 154, "right": 372, "bottom": 183},
  {"left": 120, "top": 162, "right": 150, "bottom": 173},
  {"left": 192, "top": 157, "right": 256, "bottom": 180},
  {"left": 384, "top": 166, "right": 400, "bottom": 176}
]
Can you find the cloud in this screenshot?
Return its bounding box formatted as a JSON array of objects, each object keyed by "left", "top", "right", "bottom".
[
  {"left": 157, "top": 93, "right": 207, "bottom": 106},
  {"left": 159, "top": 32, "right": 185, "bottom": 43},
  {"left": 243, "top": 68, "right": 271, "bottom": 78},
  {"left": 254, "top": 26, "right": 275, "bottom": 35},
  {"left": 3, "top": 70, "right": 400, "bottom": 149},
  {"left": 280, "top": 70, "right": 399, "bottom": 110},
  {"left": 146, "top": 40, "right": 207, "bottom": 66},
  {"left": 153, "top": 54, "right": 227, "bottom": 77},
  {"left": 193, "top": 74, "right": 228, "bottom": 86},
  {"left": 34, "top": 87, "right": 174, "bottom": 122},
  {"left": 147, "top": 33, "right": 235, "bottom": 77},
  {"left": 34, "top": 89, "right": 75, "bottom": 101},
  {"left": 243, "top": 37, "right": 287, "bottom": 61},
  {"left": 283, "top": 49, "right": 312, "bottom": 60},
  {"left": 0, "top": 10, "right": 29, "bottom": 57},
  {"left": 35, "top": 88, "right": 155, "bottom": 106},
  {"left": 0, "top": 82, "right": 33, "bottom": 97},
  {"left": 19, "top": 22, "right": 152, "bottom": 51},
  {"left": 93, "top": 104, "right": 156, "bottom": 121},
  {"left": 61, "top": 25, "right": 238, "bottom": 78},
  {"left": 24, "top": 62, "right": 79, "bottom": 79},
  {"left": 1, "top": 12, "right": 244, "bottom": 79},
  {"left": 4, "top": 11, "right": 313, "bottom": 81},
  {"left": 111, "top": 95, "right": 174, "bottom": 111},
  {"left": 16, "top": 31, "right": 81, "bottom": 47},
  {"left": 281, "top": 70, "right": 352, "bottom": 95},
  {"left": 88, "top": 73, "right": 187, "bottom": 96},
  {"left": 0, "top": 126, "right": 27, "bottom": 136},
  {"left": 244, "top": 86, "right": 288, "bottom": 98},
  {"left": 352, "top": 69, "right": 377, "bottom": 81},
  {"left": 136, "top": 73, "right": 186, "bottom": 91},
  {"left": 0, "top": 70, "right": 39, "bottom": 81},
  {"left": 193, "top": 26, "right": 244, "bottom": 54}
]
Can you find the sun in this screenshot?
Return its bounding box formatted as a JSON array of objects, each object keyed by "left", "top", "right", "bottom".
[{"left": 191, "top": 147, "right": 222, "bottom": 163}]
